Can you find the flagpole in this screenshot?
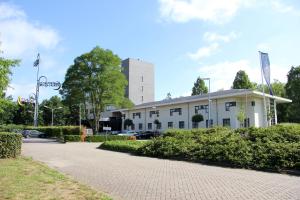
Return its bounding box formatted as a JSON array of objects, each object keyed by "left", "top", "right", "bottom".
[{"left": 259, "top": 51, "right": 268, "bottom": 127}]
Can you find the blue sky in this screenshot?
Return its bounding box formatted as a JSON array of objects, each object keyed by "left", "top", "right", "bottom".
[{"left": 1, "top": 0, "right": 300, "bottom": 101}]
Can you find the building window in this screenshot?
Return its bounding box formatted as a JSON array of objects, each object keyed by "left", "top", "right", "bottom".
[
  {"left": 141, "top": 96, "right": 143, "bottom": 102},
  {"left": 179, "top": 121, "right": 185, "bottom": 129},
  {"left": 192, "top": 122, "right": 198, "bottom": 128},
  {"left": 168, "top": 122, "right": 173, "bottom": 128},
  {"left": 89, "top": 109, "right": 93, "bottom": 114},
  {"left": 223, "top": 118, "right": 231, "bottom": 127},
  {"left": 141, "top": 86, "right": 143, "bottom": 92},
  {"left": 141, "top": 76, "right": 143, "bottom": 82},
  {"left": 148, "top": 123, "right": 152, "bottom": 130},
  {"left": 157, "top": 123, "right": 162, "bottom": 130},
  {"left": 133, "top": 112, "right": 141, "bottom": 119},
  {"left": 195, "top": 105, "right": 208, "bottom": 114},
  {"left": 170, "top": 108, "right": 182, "bottom": 116},
  {"left": 251, "top": 101, "right": 255, "bottom": 106},
  {"left": 244, "top": 118, "right": 250, "bottom": 127},
  {"left": 150, "top": 110, "right": 159, "bottom": 118},
  {"left": 225, "top": 102, "right": 236, "bottom": 111},
  {"left": 206, "top": 119, "right": 213, "bottom": 128},
  {"left": 132, "top": 124, "right": 135, "bottom": 130},
  {"left": 139, "top": 123, "right": 143, "bottom": 130}
]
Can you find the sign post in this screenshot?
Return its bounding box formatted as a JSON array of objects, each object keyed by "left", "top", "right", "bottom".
[{"left": 103, "top": 126, "right": 111, "bottom": 141}]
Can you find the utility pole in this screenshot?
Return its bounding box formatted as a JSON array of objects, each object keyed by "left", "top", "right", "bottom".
[
  {"left": 33, "top": 53, "right": 40, "bottom": 127},
  {"left": 44, "top": 106, "right": 62, "bottom": 126}
]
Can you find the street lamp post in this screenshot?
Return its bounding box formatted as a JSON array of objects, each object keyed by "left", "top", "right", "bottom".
[
  {"left": 202, "top": 78, "right": 211, "bottom": 128},
  {"left": 44, "top": 106, "right": 63, "bottom": 126}
]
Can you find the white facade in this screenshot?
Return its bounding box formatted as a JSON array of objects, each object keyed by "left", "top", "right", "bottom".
[{"left": 114, "top": 89, "right": 291, "bottom": 131}]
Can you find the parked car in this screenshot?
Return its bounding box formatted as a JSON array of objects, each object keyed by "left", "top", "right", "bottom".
[
  {"left": 118, "top": 130, "right": 137, "bottom": 136},
  {"left": 22, "top": 130, "right": 45, "bottom": 138},
  {"left": 135, "top": 131, "right": 161, "bottom": 139}
]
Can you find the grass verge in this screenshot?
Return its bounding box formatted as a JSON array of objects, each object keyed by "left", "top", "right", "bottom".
[{"left": 0, "top": 157, "right": 111, "bottom": 200}]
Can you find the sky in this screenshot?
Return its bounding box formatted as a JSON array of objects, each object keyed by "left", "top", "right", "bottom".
[{"left": 1, "top": 0, "right": 300, "bottom": 101}]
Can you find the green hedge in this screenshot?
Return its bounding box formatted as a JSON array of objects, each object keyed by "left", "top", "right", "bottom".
[
  {"left": 85, "top": 135, "right": 129, "bottom": 142},
  {"left": 99, "top": 125, "right": 300, "bottom": 171},
  {"left": 0, "top": 132, "right": 22, "bottom": 158},
  {"left": 64, "top": 135, "right": 81, "bottom": 142},
  {"left": 0, "top": 125, "right": 80, "bottom": 138},
  {"left": 100, "top": 140, "right": 147, "bottom": 153}
]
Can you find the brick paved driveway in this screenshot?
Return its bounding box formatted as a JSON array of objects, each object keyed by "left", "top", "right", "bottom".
[{"left": 22, "top": 138, "right": 300, "bottom": 200}]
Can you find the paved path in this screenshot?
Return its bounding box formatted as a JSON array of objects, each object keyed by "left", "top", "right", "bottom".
[{"left": 22, "top": 138, "right": 300, "bottom": 200}]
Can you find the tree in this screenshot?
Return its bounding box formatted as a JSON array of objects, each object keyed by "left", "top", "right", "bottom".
[
  {"left": 192, "top": 114, "right": 203, "bottom": 128},
  {"left": 153, "top": 119, "right": 161, "bottom": 130},
  {"left": 40, "top": 96, "right": 67, "bottom": 126},
  {"left": 236, "top": 104, "right": 246, "bottom": 127},
  {"left": 61, "top": 46, "right": 128, "bottom": 131},
  {"left": 285, "top": 66, "right": 300, "bottom": 122},
  {"left": 124, "top": 118, "right": 133, "bottom": 130},
  {"left": 232, "top": 70, "right": 253, "bottom": 89},
  {"left": 0, "top": 43, "right": 20, "bottom": 114},
  {"left": 166, "top": 92, "right": 172, "bottom": 100},
  {"left": 191, "top": 77, "right": 208, "bottom": 95},
  {"left": 0, "top": 96, "right": 18, "bottom": 124}
]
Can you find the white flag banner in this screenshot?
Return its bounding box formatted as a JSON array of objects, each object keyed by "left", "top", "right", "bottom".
[{"left": 259, "top": 51, "right": 273, "bottom": 95}]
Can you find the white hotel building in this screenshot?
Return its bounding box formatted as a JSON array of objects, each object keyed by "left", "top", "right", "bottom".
[
  {"left": 91, "top": 58, "right": 291, "bottom": 131},
  {"left": 110, "top": 89, "right": 291, "bottom": 131}
]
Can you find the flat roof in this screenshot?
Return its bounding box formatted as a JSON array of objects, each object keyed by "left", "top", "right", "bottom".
[{"left": 115, "top": 89, "right": 291, "bottom": 112}]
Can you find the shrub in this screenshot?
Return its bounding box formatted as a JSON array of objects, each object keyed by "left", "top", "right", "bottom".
[
  {"left": 100, "top": 140, "right": 147, "bottom": 154},
  {"left": 85, "top": 135, "right": 130, "bottom": 142},
  {"left": 64, "top": 135, "right": 81, "bottom": 142},
  {"left": 0, "top": 132, "right": 22, "bottom": 158}
]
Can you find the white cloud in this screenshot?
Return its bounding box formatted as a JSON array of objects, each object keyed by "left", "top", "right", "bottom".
[
  {"left": 197, "top": 60, "right": 289, "bottom": 91},
  {"left": 257, "top": 43, "right": 270, "bottom": 52},
  {"left": 270, "top": 0, "right": 300, "bottom": 15},
  {"left": 187, "top": 43, "right": 219, "bottom": 61},
  {"left": 203, "top": 31, "right": 237, "bottom": 43},
  {"left": 158, "top": 0, "right": 300, "bottom": 24},
  {"left": 5, "top": 83, "right": 36, "bottom": 99},
  {"left": 0, "top": 2, "right": 61, "bottom": 58},
  {"left": 158, "top": 0, "right": 249, "bottom": 23}
]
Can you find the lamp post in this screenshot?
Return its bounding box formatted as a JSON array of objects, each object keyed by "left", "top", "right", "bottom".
[
  {"left": 202, "top": 78, "right": 211, "bottom": 128},
  {"left": 44, "top": 105, "right": 63, "bottom": 126}
]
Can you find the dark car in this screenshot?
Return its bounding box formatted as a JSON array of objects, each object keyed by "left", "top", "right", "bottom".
[
  {"left": 22, "top": 130, "right": 45, "bottom": 138},
  {"left": 135, "top": 131, "right": 161, "bottom": 139}
]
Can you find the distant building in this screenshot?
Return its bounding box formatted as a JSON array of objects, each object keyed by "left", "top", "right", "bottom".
[
  {"left": 122, "top": 58, "right": 154, "bottom": 105},
  {"left": 110, "top": 89, "right": 291, "bottom": 131}
]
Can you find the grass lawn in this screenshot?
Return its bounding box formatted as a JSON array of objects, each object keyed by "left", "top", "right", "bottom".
[{"left": 0, "top": 157, "right": 111, "bottom": 200}]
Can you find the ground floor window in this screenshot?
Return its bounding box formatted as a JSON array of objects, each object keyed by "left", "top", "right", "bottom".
[
  {"left": 179, "top": 121, "right": 185, "bottom": 129},
  {"left": 223, "top": 118, "right": 231, "bottom": 127},
  {"left": 192, "top": 122, "right": 198, "bottom": 128},
  {"left": 132, "top": 124, "right": 135, "bottom": 130},
  {"left": 156, "top": 123, "right": 162, "bottom": 130},
  {"left": 148, "top": 123, "right": 152, "bottom": 130},
  {"left": 139, "top": 123, "right": 143, "bottom": 130},
  {"left": 206, "top": 119, "right": 213, "bottom": 128},
  {"left": 168, "top": 122, "right": 173, "bottom": 128},
  {"left": 244, "top": 118, "right": 250, "bottom": 127}
]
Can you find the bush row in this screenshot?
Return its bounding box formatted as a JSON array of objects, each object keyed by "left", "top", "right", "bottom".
[
  {"left": 100, "top": 140, "right": 147, "bottom": 154},
  {"left": 100, "top": 124, "right": 300, "bottom": 171},
  {"left": 64, "top": 135, "right": 81, "bottom": 142},
  {"left": 85, "top": 135, "right": 130, "bottom": 142},
  {"left": 0, "top": 124, "right": 80, "bottom": 138},
  {"left": 0, "top": 132, "right": 22, "bottom": 158}
]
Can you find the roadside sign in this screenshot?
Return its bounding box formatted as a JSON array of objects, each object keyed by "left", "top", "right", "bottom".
[{"left": 103, "top": 127, "right": 111, "bottom": 131}]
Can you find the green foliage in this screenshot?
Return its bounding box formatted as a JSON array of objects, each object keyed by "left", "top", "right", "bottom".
[
  {"left": 100, "top": 140, "right": 147, "bottom": 154},
  {"left": 0, "top": 55, "right": 20, "bottom": 95},
  {"left": 64, "top": 135, "right": 81, "bottom": 142},
  {"left": 138, "top": 125, "right": 300, "bottom": 171},
  {"left": 0, "top": 132, "right": 22, "bottom": 158},
  {"left": 232, "top": 70, "right": 254, "bottom": 89},
  {"left": 61, "top": 46, "right": 128, "bottom": 131},
  {"left": 85, "top": 135, "right": 129, "bottom": 142},
  {"left": 0, "top": 125, "right": 80, "bottom": 138},
  {"left": 236, "top": 104, "right": 246, "bottom": 127},
  {"left": 286, "top": 66, "right": 300, "bottom": 123},
  {"left": 192, "top": 114, "right": 204, "bottom": 123},
  {"left": 124, "top": 118, "right": 133, "bottom": 129},
  {"left": 0, "top": 97, "right": 18, "bottom": 124},
  {"left": 191, "top": 77, "right": 208, "bottom": 96}
]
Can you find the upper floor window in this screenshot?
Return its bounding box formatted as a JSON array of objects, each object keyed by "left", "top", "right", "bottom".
[
  {"left": 150, "top": 110, "right": 159, "bottom": 118},
  {"left": 133, "top": 112, "right": 141, "bottom": 119},
  {"left": 195, "top": 105, "right": 208, "bottom": 114},
  {"left": 170, "top": 108, "right": 182, "bottom": 116},
  {"left": 225, "top": 102, "right": 236, "bottom": 111}
]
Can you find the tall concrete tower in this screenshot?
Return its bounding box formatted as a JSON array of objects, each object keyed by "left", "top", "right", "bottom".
[{"left": 122, "top": 58, "right": 154, "bottom": 105}]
